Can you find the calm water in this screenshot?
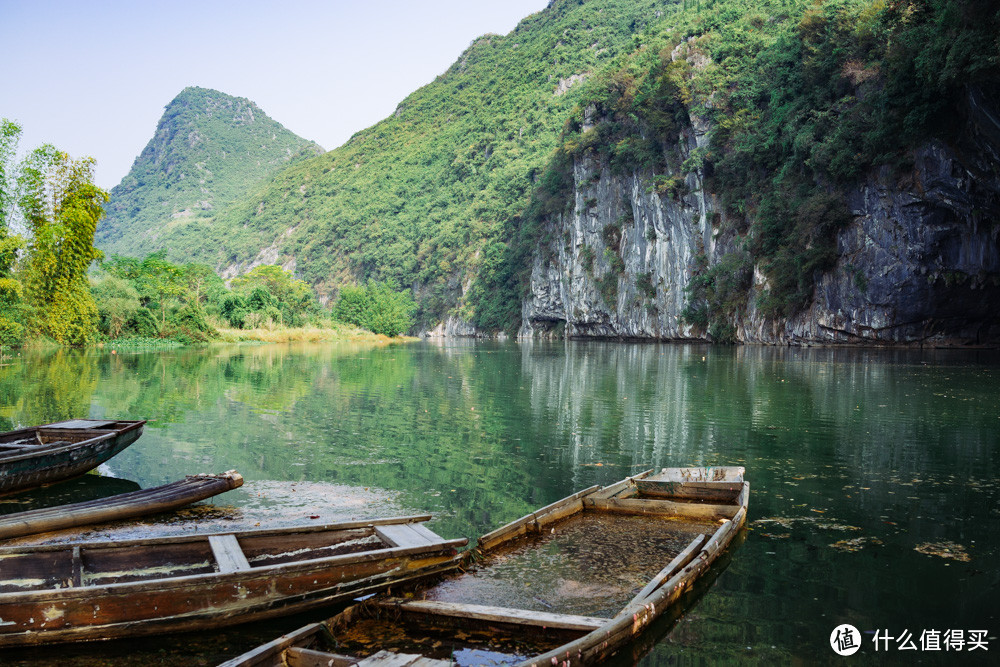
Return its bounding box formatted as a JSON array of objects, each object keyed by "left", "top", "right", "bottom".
[{"left": 0, "top": 341, "right": 997, "bottom": 665}]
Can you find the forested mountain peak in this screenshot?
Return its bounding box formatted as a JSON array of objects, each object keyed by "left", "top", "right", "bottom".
[{"left": 97, "top": 86, "right": 323, "bottom": 258}]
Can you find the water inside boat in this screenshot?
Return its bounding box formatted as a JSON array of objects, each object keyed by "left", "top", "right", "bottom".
[{"left": 428, "top": 513, "right": 709, "bottom": 617}]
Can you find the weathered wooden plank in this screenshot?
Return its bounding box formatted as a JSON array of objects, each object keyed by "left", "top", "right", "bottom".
[
  {"left": 736, "top": 482, "right": 750, "bottom": 510},
  {"left": 647, "top": 467, "right": 744, "bottom": 483},
  {"left": 286, "top": 646, "right": 358, "bottom": 667},
  {"left": 634, "top": 480, "right": 743, "bottom": 502},
  {"left": 0, "top": 515, "right": 435, "bottom": 554},
  {"left": 43, "top": 420, "right": 117, "bottom": 430},
  {"left": 209, "top": 535, "right": 251, "bottom": 573},
  {"left": 587, "top": 497, "right": 738, "bottom": 521},
  {"left": 376, "top": 524, "right": 434, "bottom": 549},
  {"left": 70, "top": 546, "right": 82, "bottom": 588},
  {"left": 0, "top": 471, "right": 244, "bottom": 540},
  {"left": 534, "top": 499, "right": 583, "bottom": 529},
  {"left": 405, "top": 523, "right": 445, "bottom": 545},
  {"left": 353, "top": 651, "right": 452, "bottom": 667},
  {"left": 380, "top": 599, "right": 609, "bottom": 632},
  {"left": 478, "top": 484, "right": 601, "bottom": 552},
  {"left": 216, "top": 623, "right": 325, "bottom": 667},
  {"left": 355, "top": 651, "right": 447, "bottom": 666},
  {"left": 628, "top": 534, "right": 706, "bottom": 606},
  {"left": 586, "top": 469, "right": 654, "bottom": 500}
]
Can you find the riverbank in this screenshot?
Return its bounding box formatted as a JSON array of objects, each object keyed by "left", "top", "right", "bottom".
[
  {"left": 85, "top": 325, "right": 414, "bottom": 351},
  {"left": 214, "top": 324, "right": 410, "bottom": 344}
]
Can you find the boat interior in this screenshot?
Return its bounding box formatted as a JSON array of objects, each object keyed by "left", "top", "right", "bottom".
[
  {"left": 0, "top": 519, "right": 448, "bottom": 592},
  {"left": 232, "top": 468, "right": 748, "bottom": 667},
  {"left": 0, "top": 421, "right": 136, "bottom": 451}
]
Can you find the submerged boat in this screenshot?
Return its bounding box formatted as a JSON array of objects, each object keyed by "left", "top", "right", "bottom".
[
  {"left": 0, "top": 420, "right": 146, "bottom": 494},
  {"left": 0, "top": 515, "right": 466, "bottom": 645},
  {"left": 221, "top": 466, "right": 749, "bottom": 667},
  {"left": 0, "top": 470, "right": 244, "bottom": 540}
]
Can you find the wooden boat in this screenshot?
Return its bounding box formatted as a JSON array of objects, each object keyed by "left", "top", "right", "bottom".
[
  {"left": 0, "top": 515, "right": 467, "bottom": 646},
  {"left": 0, "top": 419, "right": 146, "bottom": 494},
  {"left": 221, "top": 466, "right": 749, "bottom": 667},
  {"left": 0, "top": 470, "right": 244, "bottom": 540}
]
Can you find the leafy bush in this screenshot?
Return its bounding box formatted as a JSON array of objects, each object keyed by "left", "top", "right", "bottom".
[
  {"left": 220, "top": 293, "right": 249, "bottom": 328},
  {"left": 334, "top": 281, "right": 416, "bottom": 337},
  {"left": 91, "top": 275, "right": 141, "bottom": 339},
  {"left": 165, "top": 303, "right": 216, "bottom": 344}
]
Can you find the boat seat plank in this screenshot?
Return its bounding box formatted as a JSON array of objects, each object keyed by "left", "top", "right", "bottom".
[
  {"left": 286, "top": 646, "right": 359, "bottom": 667},
  {"left": 405, "top": 522, "right": 446, "bottom": 545},
  {"left": 635, "top": 480, "right": 743, "bottom": 502},
  {"left": 44, "top": 420, "right": 116, "bottom": 429},
  {"left": 380, "top": 599, "right": 609, "bottom": 632},
  {"left": 586, "top": 496, "right": 738, "bottom": 521},
  {"left": 355, "top": 651, "right": 450, "bottom": 666},
  {"left": 375, "top": 523, "right": 435, "bottom": 548},
  {"left": 209, "top": 534, "right": 251, "bottom": 573},
  {"left": 648, "top": 467, "right": 744, "bottom": 483}
]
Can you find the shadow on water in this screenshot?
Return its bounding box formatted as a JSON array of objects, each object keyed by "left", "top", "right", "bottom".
[{"left": 0, "top": 474, "right": 140, "bottom": 515}]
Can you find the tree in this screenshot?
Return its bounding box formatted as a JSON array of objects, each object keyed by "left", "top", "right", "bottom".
[
  {"left": 181, "top": 262, "right": 223, "bottom": 306},
  {"left": 230, "top": 265, "right": 316, "bottom": 326},
  {"left": 90, "top": 275, "right": 140, "bottom": 339},
  {"left": 0, "top": 120, "right": 26, "bottom": 345},
  {"left": 105, "top": 251, "right": 185, "bottom": 329},
  {"left": 0, "top": 118, "right": 23, "bottom": 230},
  {"left": 334, "top": 280, "right": 415, "bottom": 337},
  {"left": 20, "top": 148, "right": 106, "bottom": 345}
]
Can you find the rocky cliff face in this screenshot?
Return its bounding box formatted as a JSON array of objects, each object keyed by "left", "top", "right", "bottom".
[{"left": 519, "top": 87, "right": 1000, "bottom": 346}]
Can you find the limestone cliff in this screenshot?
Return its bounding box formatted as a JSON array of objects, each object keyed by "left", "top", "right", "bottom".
[{"left": 519, "top": 86, "right": 1000, "bottom": 346}]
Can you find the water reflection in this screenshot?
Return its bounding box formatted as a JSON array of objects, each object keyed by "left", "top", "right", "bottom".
[{"left": 0, "top": 341, "right": 996, "bottom": 665}]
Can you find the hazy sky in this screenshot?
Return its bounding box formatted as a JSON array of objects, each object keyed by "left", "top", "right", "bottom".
[{"left": 1, "top": 0, "right": 550, "bottom": 189}]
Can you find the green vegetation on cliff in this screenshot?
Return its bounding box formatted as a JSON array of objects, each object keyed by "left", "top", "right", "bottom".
[
  {"left": 97, "top": 86, "right": 323, "bottom": 258},
  {"left": 512, "top": 0, "right": 1000, "bottom": 330}
]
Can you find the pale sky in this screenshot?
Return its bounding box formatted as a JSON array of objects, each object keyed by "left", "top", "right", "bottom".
[{"left": 0, "top": 0, "right": 550, "bottom": 189}]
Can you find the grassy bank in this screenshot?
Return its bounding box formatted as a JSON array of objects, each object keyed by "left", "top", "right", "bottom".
[{"left": 214, "top": 324, "right": 414, "bottom": 344}]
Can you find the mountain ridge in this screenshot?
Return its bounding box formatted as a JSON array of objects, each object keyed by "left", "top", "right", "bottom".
[{"left": 97, "top": 86, "right": 323, "bottom": 258}]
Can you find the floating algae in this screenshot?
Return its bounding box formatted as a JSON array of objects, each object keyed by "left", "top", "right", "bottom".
[
  {"left": 830, "top": 537, "right": 883, "bottom": 552},
  {"left": 914, "top": 541, "right": 971, "bottom": 562}
]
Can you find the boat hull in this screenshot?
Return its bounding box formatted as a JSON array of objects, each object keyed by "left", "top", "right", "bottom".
[
  {"left": 0, "top": 470, "right": 244, "bottom": 540},
  {"left": 0, "top": 420, "right": 146, "bottom": 494},
  {"left": 0, "top": 545, "right": 459, "bottom": 645},
  {"left": 0, "top": 517, "right": 465, "bottom": 646}
]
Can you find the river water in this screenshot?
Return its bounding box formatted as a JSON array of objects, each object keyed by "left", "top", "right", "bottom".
[{"left": 1, "top": 340, "right": 997, "bottom": 665}]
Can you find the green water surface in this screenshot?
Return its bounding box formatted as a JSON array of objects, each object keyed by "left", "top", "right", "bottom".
[{"left": 0, "top": 340, "right": 996, "bottom": 665}]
